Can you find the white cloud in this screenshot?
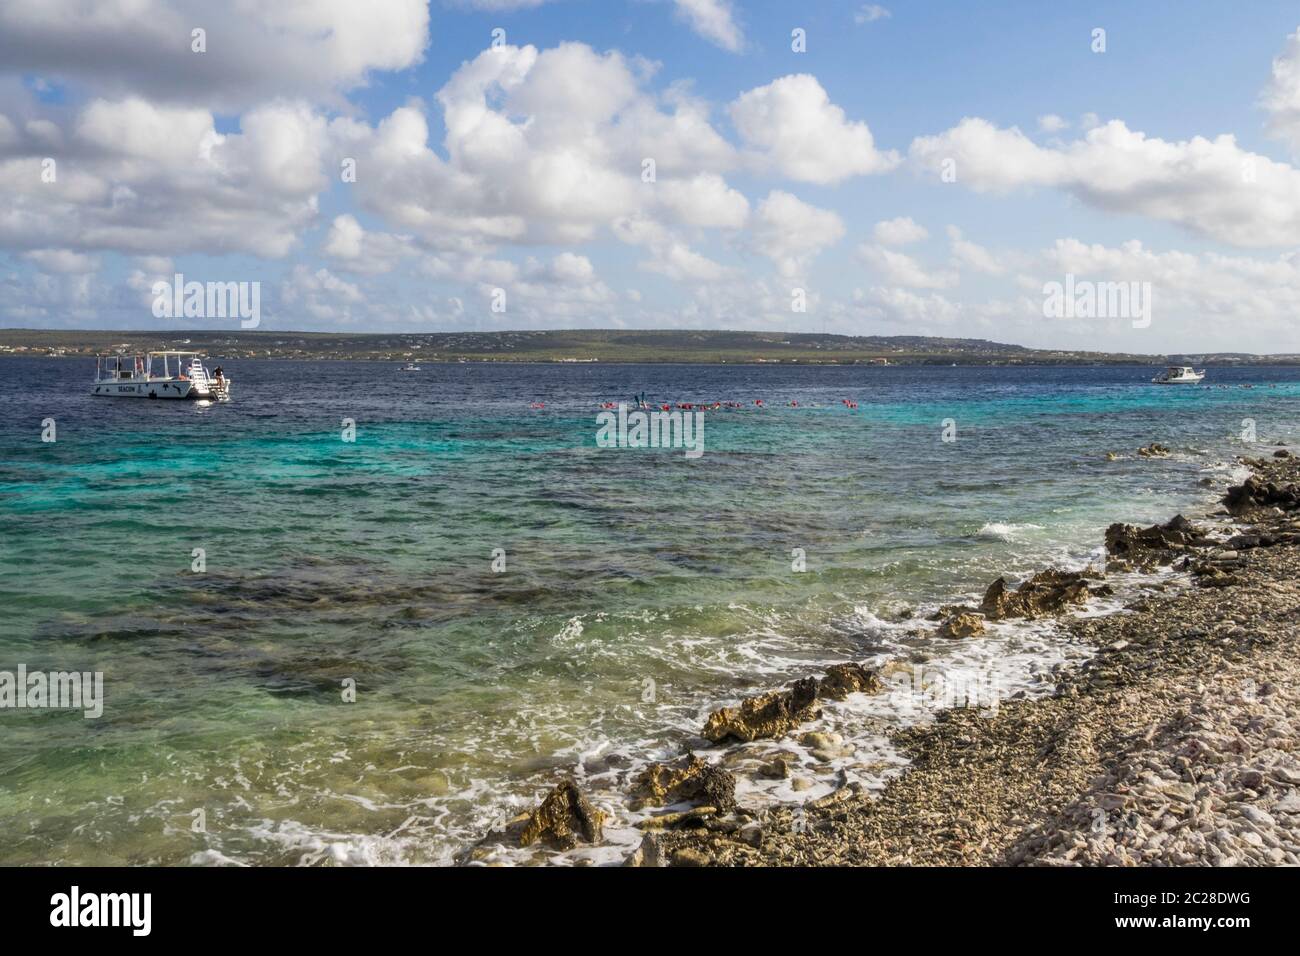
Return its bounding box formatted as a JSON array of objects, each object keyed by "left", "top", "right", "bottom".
[
  {"left": 946, "top": 225, "right": 1005, "bottom": 275},
  {"left": 655, "top": 172, "right": 749, "bottom": 229},
  {"left": 612, "top": 214, "right": 730, "bottom": 281},
  {"left": 854, "top": 5, "right": 890, "bottom": 25},
  {"left": 281, "top": 265, "right": 365, "bottom": 323},
  {"left": 1262, "top": 27, "right": 1300, "bottom": 156},
  {"left": 0, "top": 0, "right": 430, "bottom": 111},
  {"left": 857, "top": 243, "right": 955, "bottom": 288},
  {"left": 1033, "top": 238, "right": 1300, "bottom": 348},
  {"left": 673, "top": 0, "right": 744, "bottom": 53},
  {"left": 910, "top": 117, "right": 1300, "bottom": 247},
  {"left": 730, "top": 74, "right": 899, "bottom": 184},
  {"left": 872, "top": 216, "right": 928, "bottom": 246},
  {"left": 1037, "top": 113, "right": 1068, "bottom": 133},
  {"left": 341, "top": 42, "right": 743, "bottom": 254},
  {"left": 323, "top": 215, "right": 416, "bottom": 275},
  {"left": 854, "top": 285, "right": 962, "bottom": 327},
  {"left": 751, "top": 190, "right": 845, "bottom": 278},
  {"left": 0, "top": 97, "right": 329, "bottom": 259},
  {"left": 21, "top": 248, "right": 97, "bottom": 273}
]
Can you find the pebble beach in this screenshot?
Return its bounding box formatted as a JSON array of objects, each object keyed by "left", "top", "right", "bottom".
[{"left": 484, "top": 451, "right": 1300, "bottom": 867}]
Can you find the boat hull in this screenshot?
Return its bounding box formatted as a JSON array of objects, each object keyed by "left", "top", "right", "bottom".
[{"left": 92, "top": 381, "right": 207, "bottom": 399}]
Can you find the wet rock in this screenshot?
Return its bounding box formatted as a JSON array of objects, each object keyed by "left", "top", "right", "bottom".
[
  {"left": 639, "top": 806, "right": 718, "bottom": 830},
  {"left": 817, "top": 662, "right": 883, "bottom": 699},
  {"left": 801, "top": 731, "right": 841, "bottom": 750},
  {"left": 702, "top": 677, "right": 821, "bottom": 743},
  {"left": 518, "top": 779, "right": 606, "bottom": 850},
  {"left": 622, "top": 832, "right": 665, "bottom": 867},
  {"left": 630, "top": 754, "right": 736, "bottom": 812},
  {"left": 1105, "top": 515, "right": 1213, "bottom": 567},
  {"left": 1138, "top": 443, "right": 1171, "bottom": 458},
  {"left": 981, "top": 569, "right": 1101, "bottom": 620},
  {"left": 759, "top": 756, "right": 795, "bottom": 779},
  {"left": 1224, "top": 474, "right": 1300, "bottom": 516},
  {"left": 938, "top": 611, "right": 986, "bottom": 638}
]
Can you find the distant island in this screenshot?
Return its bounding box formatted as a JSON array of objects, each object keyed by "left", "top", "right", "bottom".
[{"left": 3, "top": 328, "right": 1298, "bottom": 366}]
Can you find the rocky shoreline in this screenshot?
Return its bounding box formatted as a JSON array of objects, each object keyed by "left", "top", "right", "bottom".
[{"left": 466, "top": 451, "right": 1300, "bottom": 867}]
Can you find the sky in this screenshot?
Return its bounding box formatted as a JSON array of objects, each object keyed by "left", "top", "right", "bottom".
[{"left": 1, "top": 0, "right": 1299, "bottom": 353}]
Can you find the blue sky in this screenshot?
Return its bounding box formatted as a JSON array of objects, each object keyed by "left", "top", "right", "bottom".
[{"left": 1, "top": 1, "right": 1299, "bottom": 353}]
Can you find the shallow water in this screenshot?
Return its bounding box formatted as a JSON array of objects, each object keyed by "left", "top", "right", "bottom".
[{"left": 1, "top": 358, "right": 1297, "bottom": 864}]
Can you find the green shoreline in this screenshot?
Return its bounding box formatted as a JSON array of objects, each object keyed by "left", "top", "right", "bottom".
[{"left": 4, "top": 328, "right": 1299, "bottom": 366}]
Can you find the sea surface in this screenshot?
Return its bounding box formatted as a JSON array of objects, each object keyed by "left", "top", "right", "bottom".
[{"left": 1, "top": 357, "right": 1298, "bottom": 865}]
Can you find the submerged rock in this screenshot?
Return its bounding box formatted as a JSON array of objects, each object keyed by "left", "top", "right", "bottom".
[
  {"left": 1137, "top": 442, "right": 1171, "bottom": 458},
  {"left": 938, "top": 611, "right": 986, "bottom": 638}
]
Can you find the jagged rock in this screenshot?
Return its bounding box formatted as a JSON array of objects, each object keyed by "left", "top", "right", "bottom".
[
  {"left": 701, "top": 677, "right": 820, "bottom": 743},
  {"left": 638, "top": 806, "right": 718, "bottom": 830},
  {"left": 622, "top": 833, "right": 665, "bottom": 867},
  {"left": 817, "top": 662, "right": 883, "bottom": 699},
  {"left": 938, "top": 611, "right": 986, "bottom": 638},
  {"left": 1224, "top": 475, "right": 1300, "bottom": 515},
  {"left": 927, "top": 604, "right": 976, "bottom": 621},
  {"left": 1137, "top": 443, "right": 1171, "bottom": 458},
  {"left": 1275, "top": 449, "right": 1292, "bottom": 458},
  {"left": 1105, "top": 515, "right": 1213, "bottom": 567},
  {"left": 630, "top": 754, "right": 736, "bottom": 812},
  {"left": 981, "top": 569, "right": 1100, "bottom": 620},
  {"left": 518, "top": 779, "right": 606, "bottom": 850}
]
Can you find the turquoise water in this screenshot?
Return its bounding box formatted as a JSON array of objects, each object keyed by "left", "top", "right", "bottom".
[{"left": 1, "top": 358, "right": 1297, "bottom": 864}]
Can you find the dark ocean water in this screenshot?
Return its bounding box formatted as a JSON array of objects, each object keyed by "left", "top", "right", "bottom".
[{"left": 2, "top": 356, "right": 1297, "bottom": 864}]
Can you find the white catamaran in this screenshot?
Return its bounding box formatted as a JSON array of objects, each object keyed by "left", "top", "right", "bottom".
[
  {"left": 91, "top": 351, "right": 231, "bottom": 401},
  {"left": 1152, "top": 365, "right": 1206, "bottom": 385}
]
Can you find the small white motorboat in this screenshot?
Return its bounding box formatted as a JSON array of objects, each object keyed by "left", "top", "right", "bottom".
[
  {"left": 399, "top": 362, "right": 422, "bottom": 372},
  {"left": 1152, "top": 365, "right": 1205, "bottom": 385},
  {"left": 91, "top": 351, "right": 231, "bottom": 401}
]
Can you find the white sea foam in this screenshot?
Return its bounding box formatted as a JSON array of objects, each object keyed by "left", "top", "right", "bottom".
[{"left": 973, "top": 521, "right": 1044, "bottom": 542}]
